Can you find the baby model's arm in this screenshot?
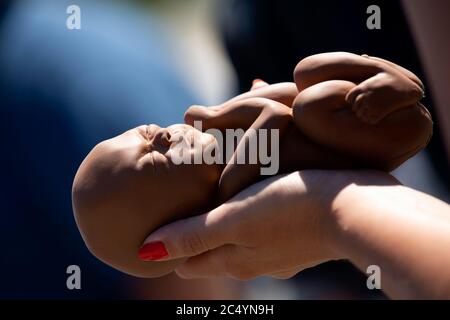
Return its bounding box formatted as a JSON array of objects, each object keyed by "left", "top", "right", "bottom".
[
  {"left": 222, "top": 82, "right": 298, "bottom": 108},
  {"left": 184, "top": 82, "right": 298, "bottom": 126},
  {"left": 186, "top": 97, "right": 293, "bottom": 202}
]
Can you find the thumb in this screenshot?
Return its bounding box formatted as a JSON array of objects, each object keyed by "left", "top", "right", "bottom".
[{"left": 138, "top": 205, "right": 238, "bottom": 261}]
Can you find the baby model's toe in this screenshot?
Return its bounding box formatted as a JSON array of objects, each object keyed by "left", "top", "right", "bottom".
[
  {"left": 349, "top": 88, "right": 371, "bottom": 121},
  {"left": 355, "top": 104, "right": 370, "bottom": 123},
  {"left": 366, "top": 107, "right": 387, "bottom": 124},
  {"left": 346, "top": 86, "right": 363, "bottom": 110},
  {"left": 355, "top": 101, "right": 389, "bottom": 125}
]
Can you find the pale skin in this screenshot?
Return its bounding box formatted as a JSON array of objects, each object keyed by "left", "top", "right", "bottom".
[{"left": 141, "top": 170, "right": 450, "bottom": 299}]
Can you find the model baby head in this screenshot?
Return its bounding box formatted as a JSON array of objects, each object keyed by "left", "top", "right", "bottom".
[{"left": 72, "top": 124, "right": 221, "bottom": 277}]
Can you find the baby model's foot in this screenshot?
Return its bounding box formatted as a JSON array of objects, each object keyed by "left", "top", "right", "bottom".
[{"left": 346, "top": 59, "right": 425, "bottom": 125}]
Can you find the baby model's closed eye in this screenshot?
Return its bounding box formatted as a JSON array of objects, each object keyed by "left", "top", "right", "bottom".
[{"left": 72, "top": 124, "right": 221, "bottom": 277}]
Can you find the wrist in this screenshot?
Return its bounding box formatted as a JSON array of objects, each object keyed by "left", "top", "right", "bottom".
[
  {"left": 308, "top": 170, "right": 400, "bottom": 262},
  {"left": 291, "top": 170, "right": 352, "bottom": 262},
  {"left": 313, "top": 182, "right": 352, "bottom": 262},
  {"left": 325, "top": 181, "right": 362, "bottom": 260},
  {"left": 324, "top": 170, "right": 401, "bottom": 260}
]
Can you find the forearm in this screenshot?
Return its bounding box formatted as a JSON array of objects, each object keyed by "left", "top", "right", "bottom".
[{"left": 329, "top": 179, "right": 450, "bottom": 299}]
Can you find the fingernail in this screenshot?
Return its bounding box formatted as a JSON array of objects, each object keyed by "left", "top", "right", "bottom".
[{"left": 138, "top": 241, "right": 169, "bottom": 261}]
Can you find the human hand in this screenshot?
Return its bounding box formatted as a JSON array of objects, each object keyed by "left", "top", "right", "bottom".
[{"left": 137, "top": 170, "right": 397, "bottom": 280}]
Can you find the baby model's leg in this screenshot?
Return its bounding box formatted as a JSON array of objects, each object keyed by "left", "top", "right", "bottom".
[
  {"left": 295, "top": 52, "right": 425, "bottom": 124},
  {"left": 292, "top": 80, "right": 432, "bottom": 170}
]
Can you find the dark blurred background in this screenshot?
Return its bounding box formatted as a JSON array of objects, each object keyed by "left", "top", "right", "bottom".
[{"left": 0, "top": 0, "right": 448, "bottom": 299}]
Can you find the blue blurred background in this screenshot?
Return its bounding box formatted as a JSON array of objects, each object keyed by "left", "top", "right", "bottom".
[{"left": 0, "top": 0, "right": 448, "bottom": 299}]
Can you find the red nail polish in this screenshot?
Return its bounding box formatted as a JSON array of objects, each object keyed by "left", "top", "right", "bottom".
[{"left": 138, "top": 241, "right": 169, "bottom": 261}]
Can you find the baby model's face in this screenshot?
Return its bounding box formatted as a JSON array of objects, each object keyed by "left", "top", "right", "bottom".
[
  {"left": 72, "top": 124, "right": 221, "bottom": 277},
  {"left": 143, "top": 123, "right": 218, "bottom": 171}
]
